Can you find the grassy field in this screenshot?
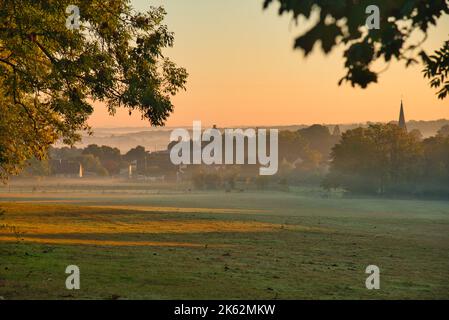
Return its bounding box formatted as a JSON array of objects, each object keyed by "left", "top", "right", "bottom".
[{"left": 0, "top": 180, "right": 448, "bottom": 299}]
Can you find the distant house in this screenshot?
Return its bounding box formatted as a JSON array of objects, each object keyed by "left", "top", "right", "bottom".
[
  {"left": 129, "top": 150, "right": 177, "bottom": 180},
  {"left": 50, "top": 159, "right": 82, "bottom": 177}
]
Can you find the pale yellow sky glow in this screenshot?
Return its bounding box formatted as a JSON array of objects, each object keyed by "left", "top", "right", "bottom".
[{"left": 88, "top": 0, "right": 449, "bottom": 128}]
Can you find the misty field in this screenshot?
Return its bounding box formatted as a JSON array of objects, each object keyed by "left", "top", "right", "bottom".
[{"left": 0, "top": 179, "right": 448, "bottom": 299}]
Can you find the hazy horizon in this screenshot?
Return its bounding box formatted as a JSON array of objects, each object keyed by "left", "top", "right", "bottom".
[{"left": 89, "top": 117, "right": 449, "bottom": 130}]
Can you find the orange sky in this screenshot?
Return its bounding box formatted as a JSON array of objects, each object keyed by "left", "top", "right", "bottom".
[{"left": 88, "top": 0, "right": 449, "bottom": 128}]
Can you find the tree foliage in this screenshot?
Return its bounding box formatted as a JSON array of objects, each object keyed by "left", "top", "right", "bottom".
[
  {"left": 0, "top": 90, "right": 58, "bottom": 179},
  {"left": 421, "top": 135, "right": 449, "bottom": 192},
  {"left": 0, "top": 0, "right": 187, "bottom": 180},
  {"left": 82, "top": 144, "right": 122, "bottom": 175},
  {"left": 437, "top": 124, "right": 449, "bottom": 137},
  {"left": 324, "top": 123, "right": 449, "bottom": 196},
  {"left": 298, "top": 124, "right": 339, "bottom": 158},
  {"left": 124, "top": 145, "right": 147, "bottom": 161},
  {"left": 263, "top": 0, "right": 449, "bottom": 95},
  {"left": 422, "top": 39, "right": 449, "bottom": 99},
  {"left": 78, "top": 154, "right": 108, "bottom": 176}
]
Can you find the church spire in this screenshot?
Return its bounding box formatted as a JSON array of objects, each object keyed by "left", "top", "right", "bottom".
[{"left": 399, "top": 100, "right": 407, "bottom": 131}]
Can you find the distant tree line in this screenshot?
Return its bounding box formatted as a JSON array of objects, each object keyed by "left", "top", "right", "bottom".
[
  {"left": 23, "top": 144, "right": 150, "bottom": 177},
  {"left": 19, "top": 123, "right": 449, "bottom": 198}
]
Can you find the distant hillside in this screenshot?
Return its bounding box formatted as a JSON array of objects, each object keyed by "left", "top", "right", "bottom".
[{"left": 54, "top": 119, "right": 449, "bottom": 153}]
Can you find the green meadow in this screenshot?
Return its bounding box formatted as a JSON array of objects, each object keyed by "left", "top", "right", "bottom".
[{"left": 0, "top": 180, "right": 448, "bottom": 299}]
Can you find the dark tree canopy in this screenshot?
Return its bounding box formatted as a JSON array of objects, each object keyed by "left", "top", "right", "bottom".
[
  {"left": 437, "top": 124, "right": 449, "bottom": 137},
  {"left": 324, "top": 123, "right": 424, "bottom": 194},
  {"left": 124, "top": 145, "right": 147, "bottom": 161},
  {"left": 0, "top": 0, "right": 187, "bottom": 179},
  {"left": 423, "top": 39, "right": 449, "bottom": 99},
  {"left": 82, "top": 144, "right": 122, "bottom": 174},
  {"left": 263, "top": 0, "right": 449, "bottom": 97},
  {"left": 298, "top": 124, "right": 339, "bottom": 158}
]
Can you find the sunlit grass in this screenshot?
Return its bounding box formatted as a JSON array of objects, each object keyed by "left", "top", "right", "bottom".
[
  {"left": 0, "top": 202, "right": 286, "bottom": 236},
  {"left": 0, "top": 202, "right": 301, "bottom": 251},
  {"left": 88, "top": 205, "right": 266, "bottom": 214},
  {"left": 0, "top": 236, "right": 212, "bottom": 247},
  {"left": 1, "top": 219, "right": 285, "bottom": 235}
]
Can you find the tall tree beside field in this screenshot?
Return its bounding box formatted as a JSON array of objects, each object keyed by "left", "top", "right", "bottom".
[
  {"left": 0, "top": 1, "right": 187, "bottom": 180},
  {"left": 324, "top": 124, "right": 423, "bottom": 194},
  {"left": 420, "top": 136, "right": 449, "bottom": 194}
]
